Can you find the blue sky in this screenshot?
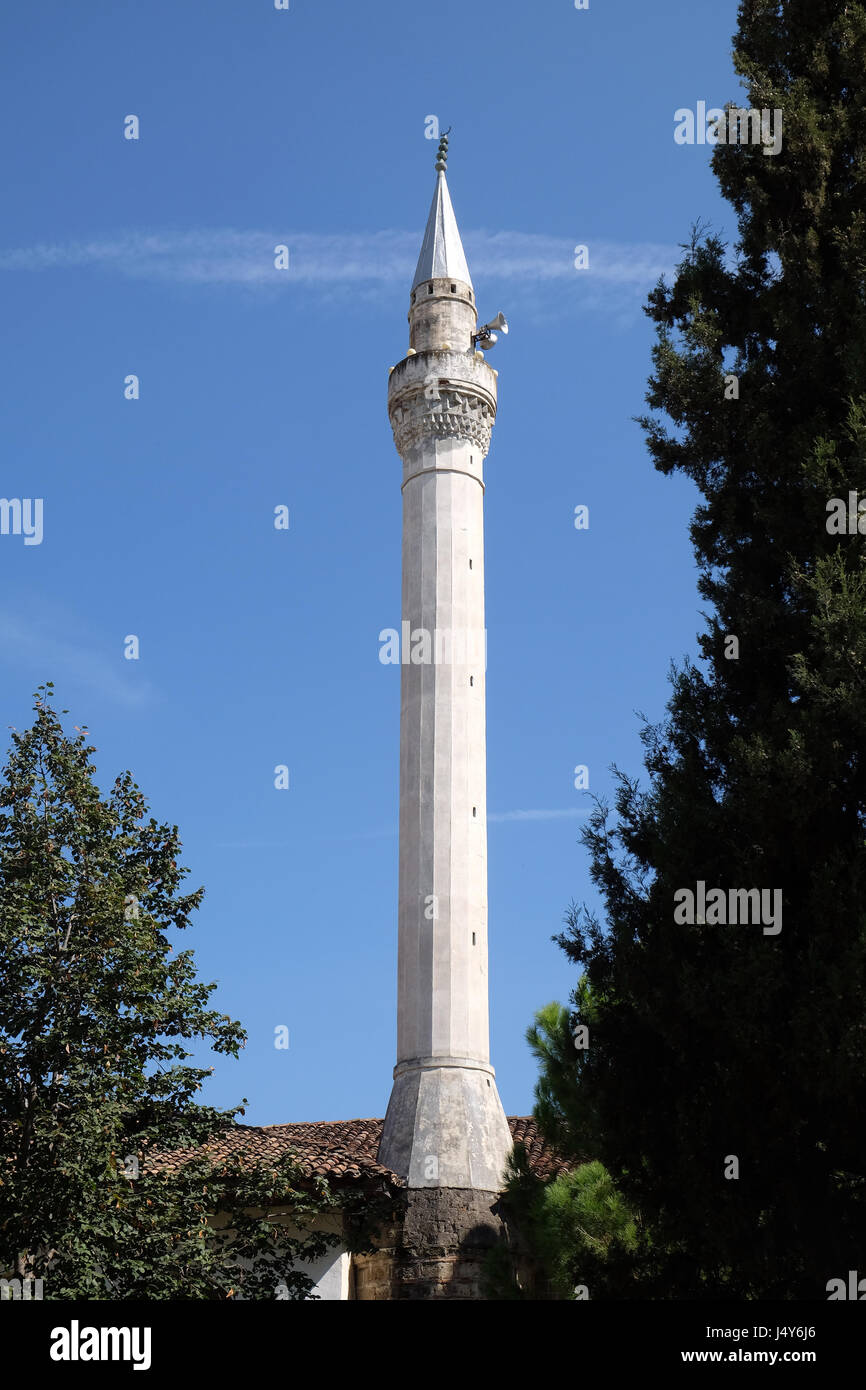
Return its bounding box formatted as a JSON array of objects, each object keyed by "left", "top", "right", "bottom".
[{"left": 0, "top": 0, "right": 746, "bottom": 1125}]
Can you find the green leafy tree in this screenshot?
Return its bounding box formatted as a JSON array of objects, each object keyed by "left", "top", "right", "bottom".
[
  {"left": 526, "top": 997, "right": 596, "bottom": 1164},
  {"left": 557, "top": 0, "right": 866, "bottom": 1297},
  {"left": 515, "top": 1004, "right": 641, "bottom": 1299},
  {"left": 0, "top": 688, "right": 358, "bottom": 1299},
  {"left": 539, "top": 1163, "right": 639, "bottom": 1300}
]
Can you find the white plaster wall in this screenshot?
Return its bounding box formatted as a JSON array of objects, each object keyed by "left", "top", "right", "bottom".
[
  {"left": 225, "top": 1212, "right": 350, "bottom": 1301},
  {"left": 302, "top": 1245, "right": 350, "bottom": 1301}
]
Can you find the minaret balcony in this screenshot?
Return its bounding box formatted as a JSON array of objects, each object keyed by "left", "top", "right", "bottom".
[{"left": 388, "top": 349, "right": 497, "bottom": 461}]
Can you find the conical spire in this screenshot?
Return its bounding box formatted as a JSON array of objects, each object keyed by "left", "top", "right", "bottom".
[{"left": 411, "top": 131, "right": 473, "bottom": 292}]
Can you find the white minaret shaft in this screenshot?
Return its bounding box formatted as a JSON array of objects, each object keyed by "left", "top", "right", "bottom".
[{"left": 379, "top": 142, "right": 512, "bottom": 1192}]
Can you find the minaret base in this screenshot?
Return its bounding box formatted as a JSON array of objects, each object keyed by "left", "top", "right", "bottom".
[
  {"left": 378, "top": 1061, "right": 513, "bottom": 1191},
  {"left": 353, "top": 1188, "right": 506, "bottom": 1300}
]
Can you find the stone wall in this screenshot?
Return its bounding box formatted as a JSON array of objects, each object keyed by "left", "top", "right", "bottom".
[{"left": 352, "top": 1188, "right": 505, "bottom": 1300}]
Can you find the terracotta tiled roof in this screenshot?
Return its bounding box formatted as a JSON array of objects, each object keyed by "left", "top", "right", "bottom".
[
  {"left": 506, "top": 1116, "right": 572, "bottom": 1180},
  {"left": 152, "top": 1116, "right": 569, "bottom": 1187}
]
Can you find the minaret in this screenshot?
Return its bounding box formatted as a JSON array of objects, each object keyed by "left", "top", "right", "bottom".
[{"left": 379, "top": 135, "right": 513, "bottom": 1207}]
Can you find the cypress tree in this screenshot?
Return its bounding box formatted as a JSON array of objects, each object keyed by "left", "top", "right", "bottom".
[{"left": 558, "top": 0, "right": 866, "bottom": 1297}]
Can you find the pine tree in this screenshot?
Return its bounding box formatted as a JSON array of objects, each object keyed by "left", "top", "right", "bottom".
[
  {"left": 0, "top": 688, "right": 345, "bottom": 1299},
  {"left": 557, "top": 0, "right": 866, "bottom": 1297}
]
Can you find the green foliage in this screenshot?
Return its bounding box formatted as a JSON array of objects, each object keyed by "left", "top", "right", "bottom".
[
  {"left": 526, "top": 996, "right": 595, "bottom": 1163},
  {"left": 488, "top": 1129, "right": 640, "bottom": 1299},
  {"left": 522, "top": 1004, "right": 641, "bottom": 1299},
  {"left": 0, "top": 689, "right": 353, "bottom": 1299},
  {"left": 557, "top": 0, "right": 866, "bottom": 1297},
  {"left": 539, "top": 1163, "right": 639, "bottom": 1300}
]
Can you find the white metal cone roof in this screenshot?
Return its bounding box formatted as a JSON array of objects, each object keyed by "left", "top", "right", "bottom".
[{"left": 411, "top": 169, "right": 473, "bottom": 291}]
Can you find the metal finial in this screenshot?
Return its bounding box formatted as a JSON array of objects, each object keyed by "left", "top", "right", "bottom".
[{"left": 435, "top": 126, "right": 451, "bottom": 173}]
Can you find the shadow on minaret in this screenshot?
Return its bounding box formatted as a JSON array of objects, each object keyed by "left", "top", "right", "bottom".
[{"left": 392, "top": 1187, "right": 509, "bottom": 1300}]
